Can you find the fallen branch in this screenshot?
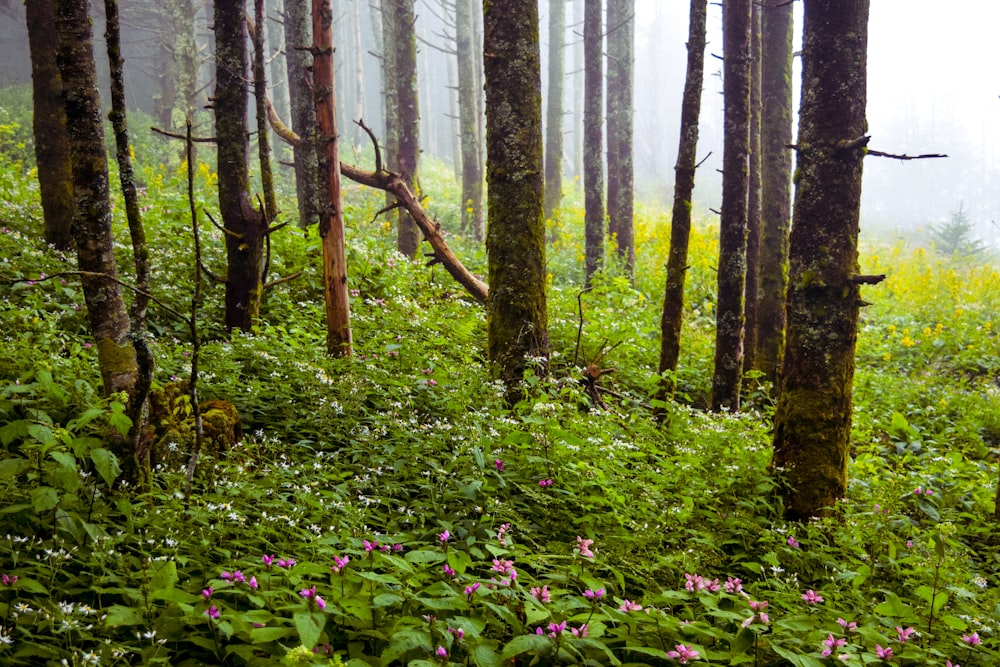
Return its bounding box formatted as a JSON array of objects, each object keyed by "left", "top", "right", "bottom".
[
  {"left": 266, "top": 107, "right": 488, "bottom": 303},
  {"left": 866, "top": 149, "right": 948, "bottom": 161}
]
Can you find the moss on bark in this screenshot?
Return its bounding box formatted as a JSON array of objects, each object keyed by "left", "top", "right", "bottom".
[
  {"left": 582, "top": 0, "right": 604, "bottom": 286},
  {"left": 483, "top": 0, "right": 548, "bottom": 394},
  {"left": 543, "top": 0, "right": 565, "bottom": 228},
  {"left": 606, "top": 0, "right": 635, "bottom": 279},
  {"left": 771, "top": 0, "right": 870, "bottom": 521},
  {"left": 457, "top": 0, "right": 484, "bottom": 241},
  {"left": 390, "top": 0, "right": 421, "bottom": 258}
]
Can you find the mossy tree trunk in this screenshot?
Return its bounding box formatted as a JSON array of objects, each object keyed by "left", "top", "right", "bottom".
[
  {"left": 380, "top": 0, "right": 399, "bottom": 215},
  {"left": 583, "top": 0, "right": 604, "bottom": 286},
  {"left": 312, "top": 0, "right": 353, "bottom": 357},
  {"left": 252, "top": 0, "right": 278, "bottom": 222},
  {"left": 606, "top": 0, "right": 635, "bottom": 280},
  {"left": 657, "top": 0, "right": 707, "bottom": 401},
  {"left": 54, "top": 0, "right": 138, "bottom": 399},
  {"left": 754, "top": 0, "right": 794, "bottom": 386},
  {"left": 284, "top": 0, "right": 322, "bottom": 229},
  {"left": 456, "top": 0, "right": 484, "bottom": 241},
  {"left": 543, "top": 0, "right": 565, "bottom": 229},
  {"left": 483, "top": 0, "right": 549, "bottom": 393},
  {"left": 771, "top": 0, "right": 870, "bottom": 521},
  {"left": 742, "top": 2, "right": 762, "bottom": 376},
  {"left": 710, "top": 0, "right": 751, "bottom": 412},
  {"left": 389, "top": 0, "right": 421, "bottom": 259},
  {"left": 26, "top": 0, "right": 74, "bottom": 251},
  {"left": 105, "top": 0, "right": 155, "bottom": 487},
  {"left": 215, "top": 0, "right": 267, "bottom": 332}
]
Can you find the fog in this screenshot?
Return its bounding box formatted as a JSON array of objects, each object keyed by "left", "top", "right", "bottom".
[{"left": 0, "top": 0, "right": 996, "bottom": 246}]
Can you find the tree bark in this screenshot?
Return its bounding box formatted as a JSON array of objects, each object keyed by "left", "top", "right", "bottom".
[
  {"left": 483, "top": 0, "right": 549, "bottom": 392},
  {"left": 284, "top": 0, "right": 322, "bottom": 229},
  {"left": 54, "top": 0, "right": 138, "bottom": 398},
  {"left": 215, "top": 0, "right": 267, "bottom": 332},
  {"left": 755, "top": 0, "right": 794, "bottom": 386},
  {"left": 583, "top": 0, "right": 604, "bottom": 286},
  {"left": 387, "top": 0, "right": 421, "bottom": 258},
  {"left": 252, "top": 0, "right": 278, "bottom": 222},
  {"left": 26, "top": 0, "right": 74, "bottom": 251},
  {"left": 543, "top": 0, "right": 566, "bottom": 228},
  {"left": 456, "top": 0, "right": 484, "bottom": 241},
  {"left": 742, "top": 1, "right": 762, "bottom": 376},
  {"left": 771, "top": 0, "right": 870, "bottom": 521},
  {"left": 312, "top": 0, "right": 353, "bottom": 356},
  {"left": 710, "top": 0, "right": 751, "bottom": 412},
  {"left": 657, "top": 0, "right": 707, "bottom": 401},
  {"left": 606, "top": 0, "right": 635, "bottom": 279}
]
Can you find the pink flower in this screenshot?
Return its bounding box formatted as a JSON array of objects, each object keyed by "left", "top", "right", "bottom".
[
  {"left": 684, "top": 573, "right": 704, "bottom": 592},
  {"left": 435, "top": 646, "right": 448, "bottom": 658},
  {"left": 276, "top": 558, "right": 296, "bottom": 569},
  {"left": 439, "top": 530, "right": 451, "bottom": 543},
  {"left": 576, "top": 536, "right": 595, "bottom": 559},
  {"left": 583, "top": 588, "right": 605, "bottom": 600},
  {"left": 364, "top": 539, "right": 378, "bottom": 552},
  {"left": 443, "top": 564, "right": 456, "bottom": 577},
  {"left": 331, "top": 555, "right": 350, "bottom": 574},
  {"left": 837, "top": 617, "right": 859, "bottom": 633},
  {"left": 875, "top": 644, "right": 893, "bottom": 660},
  {"left": 204, "top": 605, "right": 220, "bottom": 619},
  {"left": 787, "top": 535, "right": 800, "bottom": 548},
  {"left": 248, "top": 576, "right": 258, "bottom": 590},
  {"left": 448, "top": 627, "right": 465, "bottom": 640},
  {"left": 946, "top": 661, "right": 961, "bottom": 667},
  {"left": 802, "top": 589, "right": 824, "bottom": 605},
  {"left": 896, "top": 626, "right": 916, "bottom": 643},
  {"left": 724, "top": 577, "right": 742, "bottom": 593},
  {"left": 666, "top": 644, "right": 700, "bottom": 664},
  {"left": 538, "top": 479, "right": 553, "bottom": 487},
  {"left": 464, "top": 582, "right": 480, "bottom": 597},
  {"left": 748, "top": 599, "right": 768, "bottom": 612},
  {"left": 495, "top": 459, "right": 504, "bottom": 472},
  {"left": 497, "top": 523, "right": 512, "bottom": 546},
  {"left": 571, "top": 624, "right": 589, "bottom": 637},
  {"left": 201, "top": 586, "right": 214, "bottom": 599},
  {"left": 620, "top": 599, "right": 643, "bottom": 612},
  {"left": 821, "top": 634, "right": 846, "bottom": 657},
  {"left": 315, "top": 595, "right": 326, "bottom": 610},
  {"left": 547, "top": 621, "right": 567, "bottom": 638},
  {"left": 962, "top": 632, "right": 981, "bottom": 646},
  {"left": 531, "top": 585, "right": 551, "bottom": 603}
]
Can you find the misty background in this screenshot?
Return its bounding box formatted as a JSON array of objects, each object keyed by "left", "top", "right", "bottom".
[{"left": 0, "top": 1, "right": 995, "bottom": 247}]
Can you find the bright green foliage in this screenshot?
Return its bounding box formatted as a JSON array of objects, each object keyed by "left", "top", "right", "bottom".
[{"left": 0, "top": 114, "right": 999, "bottom": 665}]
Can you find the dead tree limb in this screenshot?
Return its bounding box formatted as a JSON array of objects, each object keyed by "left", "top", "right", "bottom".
[{"left": 265, "top": 108, "right": 488, "bottom": 303}]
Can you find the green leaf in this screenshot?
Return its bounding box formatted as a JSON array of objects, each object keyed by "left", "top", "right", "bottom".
[
  {"left": 13, "top": 577, "right": 47, "bottom": 594},
  {"left": 90, "top": 448, "right": 120, "bottom": 488},
  {"left": 730, "top": 627, "right": 755, "bottom": 655},
  {"left": 771, "top": 644, "right": 826, "bottom": 667},
  {"left": 940, "top": 614, "right": 968, "bottom": 631},
  {"left": 500, "top": 634, "right": 551, "bottom": 660},
  {"left": 149, "top": 560, "right": 178, "bottom": 592},
  {"left": 0, "top": 420, "right": 29, "bottom": 446},
  {"left": 105, "top": 604, "right": 144, "bottom": 627},
  {"left": 27, "top": 423, "right": 55, "bottom": 447},
  {"left": 381, "top": 629, "right": 433, "bottom": 664},
  {"left": 49, "top": 450, "right": 76, "bottom": 473},
  {"left": 293, "top": 610, "right": 325, "bottom": 649},
  {"left": 404, "top": 549, "right": 445, "bottom": 565},
  {"left": 250, "top": 625, "right": 294, "bottom": 644},
  {"left": 0, "top": 457, "right": 30, "bottom": 480},
  {"left": 470, "top": 643, "right": 502, "bottom": 667},
  {"left": 30, "top": 486, "right": 59, "bottom": 512},
  {"left": 372, "top": 593, "right": 404, "bottom": 608}
]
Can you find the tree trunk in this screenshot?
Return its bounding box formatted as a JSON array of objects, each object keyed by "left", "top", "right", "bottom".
[
  {"left": 104, "top": 0, "right": 155, "bottom": 488},
  {"left": 215, "top": 0, "right": 267, "bottom": 332},
  {"left": 583, "top": 0, "right": 604, "bottom": 286},
  {"left": 54, "top": 0, "right": 138, "bottom": 398},
  {"left": 543, "top": 0, "right": 565, "bottom": 227},
  {"left": 389, "top": 0, "right": 421, "bottom": 259},
  {"left": 26, "top": 0, "right": 74, "bottom": 251},
  {"left": 380, "top": 0, "right": 399, "bottom": 217},
  {"left": 710, "top": 0, "right": 751, "bottom": 412},
  {"left": 352, "top": 0, "right": 365, "bottom": 150},
  {"left": 267, "top": 0, "right": 290, "bottom": 160},
  {"left": 657, "top": 0, "right": 707, "bottom": 401},
  {"left": 771, "top": 0, "right": 870, "bottom": 521},
  {"left": 252, "top": 0, "right": 278, "bottom": 222},
  {"left": 755, "top": 0, "right": 794, "bottom": 386},
  {"left": 456, "top": 0, "right": 484, "bottom": 241},
  {"left": 742, "top": 1, "right": 762, "bottom": 377},
  {"left": 284, "top": 0, "right": 322, "bottom": 229},
  {"left": 606, "top": 0, "right": 634, "bottom": 280},
  {"left": 312, "top": 0, "right": 353, "bottom": 356},
  {"left": 483, "top": 0, "right": 549, "bottom": 393}
]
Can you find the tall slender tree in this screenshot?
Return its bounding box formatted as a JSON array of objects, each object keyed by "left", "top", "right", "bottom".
[
  {"left": 742, "top": 2, "right": 762, "bottom": 375},
  {"left": 54, "top": 0, "right": 138, "bottom": 397},
  {"left": 215, "top": 0, "right": 267, "bottom": 331},
  {"left": 252, "top": 0, "right": 278, "bottom": 221},
  {"left": 388, "top": 0, "right": 421, "bottom": 258},
  {"left": 26, "top": 0, "right": 74, "bottom": 251},
  {"left": 284, "top": 0, "right": 322, "bottom": 229},
  {"left": 456, "top": 0, "right": 484, "bottom": 240},
  {"left": 771, "top": 0, "right": 871, "bottom": 520},
  {"left": 755, "top": 0, "right": 795, "bottom": 385},
  {"left": 312, "top": 0, "right": 352, "bottom": 356},
  {"left": 543, "top": 0, "right": 566, "bottom": 227},
  {"left": 658, "top": 0, "right": 707, "bottom": 401},
  {"left": 583, "top": 0, "right": 604, "bottom": 285},
  {"left": 605, "top": 0, "right": 635, "bottom": 279},
  {"left": 483, "top": 0, "right": 549, "bottom": 393},
  {"left": 711, "top": 0, "right": 752, "bottom": 411}
]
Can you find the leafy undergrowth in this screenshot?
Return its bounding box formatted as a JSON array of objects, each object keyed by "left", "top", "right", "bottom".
[{"left": 0, "top": 137, "right": 999, "bottom": 666}]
